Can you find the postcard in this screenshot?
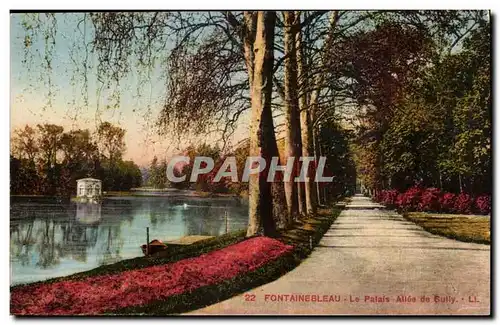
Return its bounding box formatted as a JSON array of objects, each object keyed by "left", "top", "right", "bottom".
[{"left": 10, "top": 10, "right": 491, "bottom": 316}]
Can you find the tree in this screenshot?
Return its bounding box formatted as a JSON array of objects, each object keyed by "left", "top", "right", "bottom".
[
  {"left": 11, "top": 122, "right": 142, "bottom": 195},
  {"left": 281, "top": 11, "right": 303, "bottom": 220},
  {"left": 36, "top": 124, "right": 64, "bottom": 195},
  {"left": 349, "top": 15, "right": 490, "bottom": 196},
  {"left": 296, "top": 12, "right": 316, "bottom": 215},
  {"left": 317, "top": 120, "right": 356, "bottom": 199},
  {"left": 333, "top": 21, "right": 433, "bottom": 193},
  {"left": 148, "top": 156, "right": 160, "bottom": 188},
  {"left": 12, "top": 125, "right": 39, "bottom": 167},
  {"left": 16, "top": 10, "right": 489, "bottom": 234},
  {"left": 59, "top": 129, "right": 99, "bottom": 194},
  {"left": 10, "top": 155, "right": 40, "bottom": 195},
  {"left": 96, "top": 122, "right": 126, "bottom": 163},
  {"left": 11, "top": 125, "right": 41, "bottom": 194}
]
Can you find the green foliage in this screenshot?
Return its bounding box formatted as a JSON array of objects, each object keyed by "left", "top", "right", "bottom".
[
  {"left": 353, "top": 20, "right": 491, "bottom": 195},
  {"left": 98, "top": 159, "right": 142, "bottom": 191},
  {"left": 154, "top": 143, "right": 224, "bottom": 191},
  {"left": 147, "top": 156, "right": 169, "bottom": 189},
  {"left": 318, "top": 120, "right": 357, "bottom": 198},
  {"left": 10, "top": 122, "right": 141, "bottom": 195},
  {"left": 97, "top": 121, "right": 126, "bottom": 162}
]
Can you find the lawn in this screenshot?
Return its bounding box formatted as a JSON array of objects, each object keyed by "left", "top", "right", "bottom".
[{"left": 404, "top": 212, "right": 490, "bottom": 245}]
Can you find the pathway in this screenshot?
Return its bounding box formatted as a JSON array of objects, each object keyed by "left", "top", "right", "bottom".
[{"left": 190, "top": 195, "right": 490, "bottom": 315}]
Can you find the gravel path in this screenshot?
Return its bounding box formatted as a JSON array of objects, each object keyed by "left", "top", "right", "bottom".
[{"left": 190, "top": 195, "right": 490, "bottom": 315}]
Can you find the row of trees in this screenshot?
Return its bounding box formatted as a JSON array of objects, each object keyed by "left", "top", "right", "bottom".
[
  {"left": 144, "top": 145, "right": 222, "bottom": 192},
  {"left": 352, "top": 19, "right": 491, "bottom": 196},
  {"left": 18, "top": 10, "right": 489, "bottom": 235},
  {"left": 145, "top": 124, "right": 356, "bottom": 209},
  {"left": 155, "top": 11, "right": 371, "bottom": 235},
  {"left": 11, "top": 122, "right": 142, "bottom": 196}
]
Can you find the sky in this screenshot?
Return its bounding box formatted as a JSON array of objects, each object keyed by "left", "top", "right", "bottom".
[{"left": 10, "top": 13, "right": 249, "bottom": 167}]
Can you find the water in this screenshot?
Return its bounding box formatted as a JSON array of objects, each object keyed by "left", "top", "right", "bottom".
[{"left": 10, "top": 194, "right": 248, "bottom": 285}]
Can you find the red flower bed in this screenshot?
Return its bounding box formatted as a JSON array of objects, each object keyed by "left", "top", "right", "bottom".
[
  {"left": 11, "top": 237, "right": 293, "bottom": 315},
  {"left": 378, "top": 189, "right": 399, "bottom": 208},
  {"left": 374, "top": 187, "right": 490, "bottom": 215},
  {"left": 453, "top": 193, "right": 474, "bottom": 214},
  {"left": 396, "top": 186, "right": 423, "bottom": 211},
  {"left": 418, "top": 188, "right": 442, "bottom": 212},
  {"left": 475, "top": 195, "right": 491, "bottom": 215},
  {"left": 439, "top": 193, "right": 456, "bottom": 213}
]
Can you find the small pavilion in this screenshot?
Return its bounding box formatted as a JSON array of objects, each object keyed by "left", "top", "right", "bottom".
[{"left": 76, "top": 178, "right": 102, "bottom": 199}]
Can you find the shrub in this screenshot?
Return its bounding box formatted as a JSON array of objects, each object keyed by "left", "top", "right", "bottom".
[
  {"left": 395, "top": 193, "right": 405, "bottom": 209},
  {"left": 475, "top": 195, "right": 491, "bottom": 215},
  {"left": 453, "top": 193, "right": 474, "bottom": 214},
  {"left": 418, "top": 188, "right": 442, "bottom": 212},
  {"left": 375, "top": 186, "right": 489, "bottom": 215},
  {"left": 439, "top": 193, "right": 456, "bottom": 213},
  {"left": 380, "top": 189, "right": 399, "bottom": 208},
  {"left": 396, "top": 186, "right": 423, "bottom": 212}
]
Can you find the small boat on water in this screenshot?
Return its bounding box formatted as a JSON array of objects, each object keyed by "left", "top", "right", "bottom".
[{"left": 141, "top": 239, "right": 167, "bottom": 255}]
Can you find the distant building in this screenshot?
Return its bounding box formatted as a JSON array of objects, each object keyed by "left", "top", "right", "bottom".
[{"left": 76, "top": 178, "right": 102, "bottom": 203}]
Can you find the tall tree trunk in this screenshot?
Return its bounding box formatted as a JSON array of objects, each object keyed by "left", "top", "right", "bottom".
[
  {"left": 296, "top": 12, "right": 316, "bottom": 215},
  {"left": 246, "top": 11, "right": 277, "bottom": 237},
  {"left": 242, "top": 11, "right": 257, "bottom": 88},
  {"left": 312, "top": 125, "right": 322, "bottom": 205},
  {"left": 283, "top": 11, "right": 302, "bottom": 221}
]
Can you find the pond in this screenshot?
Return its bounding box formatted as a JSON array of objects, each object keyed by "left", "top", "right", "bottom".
[{"left": 10, "top": 193, "right": 249, "bottom": 285}]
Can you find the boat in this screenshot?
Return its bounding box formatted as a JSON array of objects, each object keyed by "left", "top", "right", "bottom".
[{"left": 141, "top": 239, "right": 168, "bottom": 255}]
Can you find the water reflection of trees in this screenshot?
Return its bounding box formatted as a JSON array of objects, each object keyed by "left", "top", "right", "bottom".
[
  {"left": 10, "top": 203, "right": 101, "bottom": 269},
  {"left": 10, "top": 197, "right": 248, "bottom": 278},
  {"left": 11, "top": 217, "right": 100, "bottom": 268},
  {"left": 96, "top": 226, "right": 123, "bottom": 266},
  {"left": 183, "top": 202, "right": 226, "bottom": 236},
  {"left": 59, "top": 221, "right": 99, "bottom": 263},
  {"left": 10, "top": 221, "right": 35, "bottom": 267},
  {"left": 36, "top": 219, "right": 61, "bottom": 268},
  {"left": 145, "top": 198, "right": 175, "bottom": 227}
]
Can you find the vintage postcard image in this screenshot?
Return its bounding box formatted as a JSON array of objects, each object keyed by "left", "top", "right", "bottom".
[{"left": 9, "top": 10, "right": 491, "bottom": 316}]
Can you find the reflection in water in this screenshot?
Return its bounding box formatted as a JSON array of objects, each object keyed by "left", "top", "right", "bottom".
[
  {"left": 10, "top": 196, "right": 248, "bottom": 285},
  {"left": 76, "top": 203, "right": 102, "bottom": 225}
]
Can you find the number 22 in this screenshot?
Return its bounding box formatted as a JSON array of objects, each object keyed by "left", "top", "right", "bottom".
[{"left": 244, "top": 294, "right": 256, "bottom": 302}]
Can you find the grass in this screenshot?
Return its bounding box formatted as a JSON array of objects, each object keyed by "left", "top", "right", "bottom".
[{"left": 404, "top": 212, "right": 490, "bottom": 245}]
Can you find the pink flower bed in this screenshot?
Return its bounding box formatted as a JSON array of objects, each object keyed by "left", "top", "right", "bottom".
[
  {"left": 11, "top": 237, "right": 293, "bottom": 315},
  {"left": 374, "top": 187, "right": 491, "bottom": 215},
  {"left": 475, "top": 195, "right": 491, "bottom": 215}
]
